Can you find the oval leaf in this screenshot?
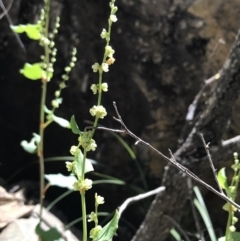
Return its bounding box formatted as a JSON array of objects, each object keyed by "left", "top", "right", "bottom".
[
  {"left": 25, "top": 24, "right": 41, "bottom": 40},
  {"left": 70, "top": 115, "right": 81, "bottom": 134},
  {"left": 45, "top": 173, "right": 77, "bottom": 190},
  {"left": 217, "top": 168, "right": 228, "bottom": 190},
  {"left": 95, "top": 210, "right": 119, "bottom": 241},
  {"left": 35, "top": 223, "right": 61, "bottom": 241},
  {"left": 20, "top": 139, "right": 37, "bottom": 153},
  {"left": 52, "top": 114, "right": 70, "bottom": 128},
  {"left": 10, "top": 24, "right": 26, "bottom": 33},
  {"left": 20, "top": 63, "right": 42, "bottom": 80}
]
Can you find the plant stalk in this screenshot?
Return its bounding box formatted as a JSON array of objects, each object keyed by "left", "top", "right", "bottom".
[
  {"left": 81, "top": 191, "right": 87, "bottom": 241},
  {"left": 38, "top": 0, "right": 51, "bottom": 224}
]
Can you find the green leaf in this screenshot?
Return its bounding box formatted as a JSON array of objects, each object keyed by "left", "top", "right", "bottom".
[
  {"left": 25, "top": 24, "right": 41, "bottom": 40},
  {"left": 194, "top": 198, "right": 217, "bottom": 241},
  {"left": 35, "top": 223, "right": 62, "bottom": 241},
  {"left": 217, "top": 168, "right": 228, "bottom": 190},
  {"left": 20, "top": 133, "right": 40, "bottom": 154},
  {"left": 222, "top": 202, "right": 230, "bottom": 212},
  {"left": 52, "top": 114, "right": 70, "bottom": 128},
  {"left": 93, "top": 179, "right": 125, "bottom": 185},
  {"left": 44, "top": 173, "right": 77, "bottom": 190},
  {"left": 74, "top": 150, "right": 94, "bottom": 177},
  {"left": 10, "top": 24, "right": 26, "bottom": 33},
  {"left": 170, "top": 228, "right": 181, "bottom": 241},
  {"left": 11, "top": 24, "right": 41, "bottom": 40},
  {"left": 70, "top": 115, "right": 81, "bottom": 134},
  {"left": 95, "top": 210, "right": 119, "bottom": 241},
  {"left": 20, "top": 63, "right": 42, "bottom": 80},
  {"left": 20, "top": 139, "right": 37, "bottom": 153},
  {"left": 231, "top": 232, "right": 240, "bottom": 241}
]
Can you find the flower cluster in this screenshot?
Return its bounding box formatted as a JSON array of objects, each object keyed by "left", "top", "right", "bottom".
[
  {"left": 73, "top": 178, "right": 93, "bottom": 192},
  {"left": 89, "top": 105, "right": 107, "bottom": 119},
  {"left": 50, "top": 47, "right": 77, "bottom": 110},
  {"left": 90, "top": 83, "right": 108, "bottom": 94},
  {"left": 88, "top": 193, "right": 105, "bottom": 239},
  {"left": 78, "top": 132, "right": 97, "bottom": 151}
]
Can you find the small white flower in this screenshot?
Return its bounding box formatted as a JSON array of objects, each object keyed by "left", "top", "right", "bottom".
[
  {"left": 90, "top": 84, "right": 98, "bottom": 94},
  {"left": 90, "top": 105, "right": 107, "bottom": 119},
  {"left": 51, "top": 99, "right": 59, "bottom": 108},
  {"left": 100, "top": 28, "right": 108, "bottom": 39},
  {"left": 89, "top": 225, "right": 102, "bottom": 239},
  {"left": 65, "top": 161, "right": 73, "bottom": 172},
  {"left": 88, "top": 139, "right": 97, "bottom": 151},
  {"left": 95, "top": 193, "right": 105, "bottom": 205},
  {"left": 70, "top": 145, "right": 79, "bottom": 155},
  {"left": 92, "top": 63, "right": 100, "bottom": 72},
  {"left": 73, "top": 178, "right": 93, "bottom": 191},
  {"left": 110, "top": 14, "right": 117, "bottom": 22},
  {"left": 101, "top": 63, "right": 109, "bottom": 72},
  {"left": 101, "top": 83, "right": 108, "bottom": 92},
  {"left": 105, "top": 46, "right": 115, "bottom": 57},
  {"left": 229, "top": 225, "right": 236, "bottom": 232},
  {"left": 88, "top": 212, "right": 97, "bottom": 222},
  {"left": 55, "top": 90, "right": 60, "bottom": 97}
]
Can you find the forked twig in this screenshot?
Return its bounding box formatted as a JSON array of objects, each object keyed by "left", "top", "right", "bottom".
[
  {"left": 199, "top": 133, "right": 224, "bottom": 194},
  {"left": 98, "top": 102, "right": 240, "bottom": 210}
]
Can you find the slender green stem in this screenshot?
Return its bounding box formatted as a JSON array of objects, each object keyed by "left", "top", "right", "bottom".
[
  {"left": 81, "top": 192, "right": 87, "bottom": 241},
  {"left": 38, "top": 0, "right": 51, "bottom": 223},
  {"left": 81, "top": 148, "right": 88, "bottom": 179},
  {"left": 95, "top": 204, "right": 98, "bottom": 226}
]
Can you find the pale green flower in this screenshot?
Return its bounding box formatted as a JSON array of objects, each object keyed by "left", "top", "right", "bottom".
[
  {"left": 105, "top": 46, "right": 115, "bottom": 57},
  {"left": 100, "top": 28, "right": 108, "bottom": 39},
  {"left": 91, "top": 84, "right": 98, "bottom": 94},
  {"left": 92, "top": 63, "right": 100, "bottom": 72},
  {"left": 88, "top": 211, "right": 97, "bottom": 222},
  {"left": 101, "top": 63, "right": 109, "bottom": 72},
  {"left": 55, "top": 90, "right": 60, "bottom": 97},
  {"left": 51, "top": 99, "right": 59, "bottom": 108},
  {"left": 95, "top": 193, "right": 105, "bottom": 205},
  {"left": 110, "top": 14, "right": 117, "bottom": 22},
  {"left": 70, "top": 145, "right": 79, "bottom": 155},
  {"left": 90, "top": 105, "right": 107, "bottom": 119},
  {"left": 88, "top": 139, "right": 97, "bottom": 151},
  {"left": 73, "top": 178, "right": 93, "bottom": 191},
  {"left": 101, "top": 83, "right": 108, "bottom": 92},
  {"left": 89, "top": 225, "right": 102, "bottom": 239},
  {"left": 78, "top": 131, "right": 97, "bottom": 151},
  {"left": 229, "top": 225, "right": 236, "bottom": 232},
  {"left": 65, "top": 161, "right": 73, "bottom": 172}
]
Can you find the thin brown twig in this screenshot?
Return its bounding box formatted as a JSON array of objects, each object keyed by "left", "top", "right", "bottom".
[
  {"left": 199, "top": 133, "right": 224, "bottom": 194},
  {"left": 97, "top": 101, "right": 240, "bottom": 210}
]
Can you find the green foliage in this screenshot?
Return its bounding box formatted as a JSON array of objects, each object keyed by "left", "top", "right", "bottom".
[
  {"left": 94, "top": 210, "right": 119, "bottom": 241},
  {"left": 44, "top": 174, "right": 77, "bottom": 190},
  {"left": 194, "top": 186, "right": 217, "bottom": 241},
  {"left": 170, "top": 229, "right": 182, "bottom": 241},
  {"left": 11, "top": 24, "right": 42, "bottom": 40},
  {"left": 217, "top": 168, "right": 229, "bottom": 191},
  {"left": 70, "top": 115, "right": 82, "bottom": 134},
  {"left": 35, "top": 224, "right": 61, "bottom": 241},
  {"left": 20, "top": 63, "right": 43, "bottom": 80},
  {"left": 74, "top": 149, "right": 94, "bottom": 177}
]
